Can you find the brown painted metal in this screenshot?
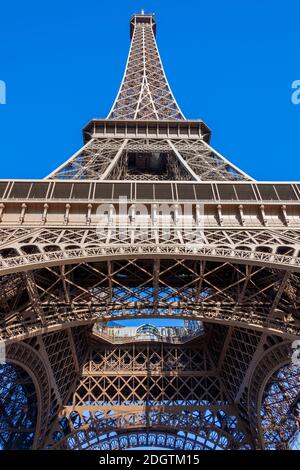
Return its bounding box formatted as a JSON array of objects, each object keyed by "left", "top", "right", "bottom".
[{"left": 0, "top": 11, "right": 299, "bottom": 450}]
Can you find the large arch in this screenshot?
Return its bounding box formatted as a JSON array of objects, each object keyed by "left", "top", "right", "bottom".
[
  {"left": 52, "top": 410, "right": 253, "bottom": 450},
  {"left": 260, "top": 362, "right": 300, "bottom": 449},
  {"left": 0, "top": 342, "right": 52, "bottom": 449},
  {"left": 0, "top": 362, "right": 38, "bottom": 450},
  {"left": 248, "top": 341, "right": 300, "bottom": 449}
]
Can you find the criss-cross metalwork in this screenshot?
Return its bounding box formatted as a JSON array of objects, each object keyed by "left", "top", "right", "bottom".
[
  {"left": 0, "top": 10, "right": 299, "bottom": 451},
  {"left": 108, "top": 13, "right": 184, "bottom": 120}
]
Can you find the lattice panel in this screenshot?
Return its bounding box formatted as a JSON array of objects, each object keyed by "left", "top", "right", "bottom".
[
  {"left": 261, "top": 363, "right": 300, "bottom": 449},
  {"left": 247, "top": 341, "right": 299, "bottom": 449},
  {"left": 8, "top": 228, "right": 300, "bottom": 248},
  {"left": 3, "top": 342, "right": 51, "bottom": 449},
  {"left": 85, "top": 344, "right": 213, "bottom": 372},
  {"left": 48, "top": 138, "right": 125, "bottom": 180},
  {"left": 0, "top": 363, "right": 37, "bottom": 450},
  {"left": 172, "top": 139, "right": 250, "bottom": 181},
  {"left": 72, "top": 374, "right": 225, "bottom": 406},
  {"left": 67, "top": 343, "right": 225, "bottom": 407},
  {"left": 52, "top": 408, "right": 252, "bottom": 450},
  {"left": 47, "top": 136, "right": 252, "bottom": 181},
  {"left": 108, "top": 20, "right": 184, "bottom": 120},
  {"left": 220, "top": 328, "right": 262, "bottom": 399},
  {"left": 42, "top": 331, "right": 77, "bottom": 401},
  {"left": 71, "top": 326, "right": 89, "bottom": 366},
  {"left": 207, "top": 324, "right": 228, "bottom": 367},
  {"left": 0, "top": 257, "right": 299, "bottom": 342}
]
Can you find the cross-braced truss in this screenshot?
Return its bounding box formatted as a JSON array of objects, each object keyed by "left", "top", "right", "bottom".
[
  {"left": 108, "top": 13, "right": 184, "bottom": 121},
  {"left": 47, "top": 137, "right": 252, "bottom": 181},
  {"left": 0, "top": 10, "right": 299, "bottom": 451},
  {"left": 0, "top": 256, "right": 299, "bottom": 340}
]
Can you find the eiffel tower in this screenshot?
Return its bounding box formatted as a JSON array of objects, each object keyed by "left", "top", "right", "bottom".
[{"left": 0, "top": 11, "right": 299, "bottom": 451}]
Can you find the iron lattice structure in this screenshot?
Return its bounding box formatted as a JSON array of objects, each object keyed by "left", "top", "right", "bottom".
[{"left": 0, "top": 11, "right": 299, "bottom": 451}]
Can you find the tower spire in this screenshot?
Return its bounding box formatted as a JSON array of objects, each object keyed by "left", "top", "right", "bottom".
[{"left": 108, "top": 12, "right": 184, "bottom": 120}]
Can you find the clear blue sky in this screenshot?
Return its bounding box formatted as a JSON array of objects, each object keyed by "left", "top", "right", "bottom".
[{"left": 0, "top": 0, "right": 299, "bottom": 180}]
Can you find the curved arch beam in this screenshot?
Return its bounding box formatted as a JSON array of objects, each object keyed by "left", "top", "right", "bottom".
[
  {"left": 0, "top": 245, "right": 300, "bottom": 276},
  {"left": 247, "top": 341, "right": 299, "bottom": 449},
  {"left": 2, "top": 302, "right": 299, "bottom": 344},
  {"left": 4, "top": 342, "right": 51, "bottom": 449},
  {"left": 53, "top": 411, "right": 252, "bottom": 450},
  {"left": 84, "top": 430, "right": 200, "bottom": 450},
  {"left": 257, "top": 361, "right": 299, "bottom": 449}
]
